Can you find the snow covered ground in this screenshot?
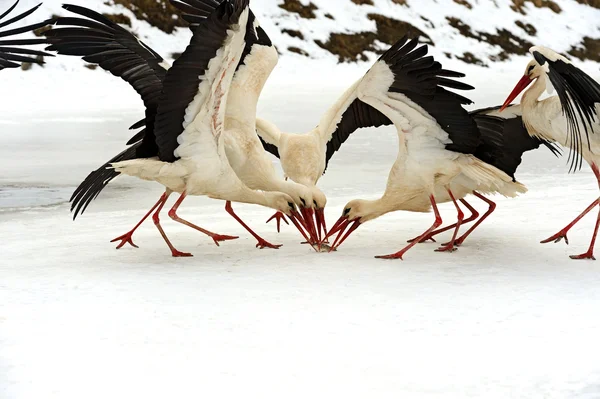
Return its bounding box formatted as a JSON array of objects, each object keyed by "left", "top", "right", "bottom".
[
  {"left": 3, "top": 1, "right": 600, "bottom": 398},
  {"left": 3, "top": 83, "right": 600, "bottom": 397}
]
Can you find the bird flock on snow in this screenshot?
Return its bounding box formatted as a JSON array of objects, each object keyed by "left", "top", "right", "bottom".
[{"left": 4, "top": 0, "right": 600, "bottom": 260}]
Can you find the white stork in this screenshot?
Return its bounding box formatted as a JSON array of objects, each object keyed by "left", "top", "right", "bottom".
[
  {"left": 320, "top": 37, "right": 559, "bottom": 259},
  {"left": 46, "top": 0, "right": 308, "bottom": 257},
  {"left": 45, "top": 1, "right": 320, "bottom": 253},
  {"left": 0, "top": 1, "right": 52, "bottom": 71},
  {"left": 500, "top": 46, "right": 600, "bottom": 260}
]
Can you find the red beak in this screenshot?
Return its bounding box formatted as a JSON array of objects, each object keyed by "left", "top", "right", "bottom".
[
  {"left": 289, "top": 209, "right": 314, "bottom": 247},
  {"left": 315, "top": 208, "right": 327, "bottom": 242},
  {"left": 500, "top": 75, "right": 533, "bottom": 112},
  {"left": 322, "top": 215, "right": 361, "bottom": 252},
  {"left": 300, "top": 207, "right": 319, "bottom": 244}
]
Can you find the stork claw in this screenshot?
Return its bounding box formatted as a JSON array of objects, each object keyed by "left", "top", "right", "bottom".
[
  {"left": 111, "top": 232, "right": 139, "bottom": 249},
  {"left": 407, "top": 236, "right": 436, "bottom": 243},
  {"left": 171, "top": 249, "right": 193, "bottom": 257},
  {"left": 435, "top": 243, "right": 458, "bottom": 253},
  {"left": 266, "top": 211, "right": 289, "bottom": 233},
  {"left": 256, "top": 239, "right": 282, "bottom": 249},
  {"left": 569, "top": 252, "right": 596, "bottom": 260},
  {"left": 210, "top": 234, "right": 239, "bottom": 247},
  {"left": 541, "top": 232, "right": 569, "bottom": 245}
]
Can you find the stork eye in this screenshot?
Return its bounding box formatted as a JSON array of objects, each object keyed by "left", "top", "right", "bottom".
[
  {"left": 288, "top": 202, "right": 295, "bottom": 209},
  {"left": 300, "top": 198, "right": 306, "bottom": 206},
  {"left": 313, "top": 200, "right": 318, "bottom": 207},
  {"left": 527, "top": 65, "right": 534, "bottom": 74},
  {"left": 344, "top": 208, "right": 351, "bottom": 215}
]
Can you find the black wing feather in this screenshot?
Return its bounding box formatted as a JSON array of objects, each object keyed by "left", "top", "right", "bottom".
[
  {"left": 46, "top": 4, "right": 168, "bottom": 158},
  {"left": 0, "top": 1, "right": 52, "bottom": 70},
  {"left": 153, "top": 0, "right": 249, "bottom": 161},
  {"left": 533, "top": 51, "right": 600, "bottom": 172},
  {"left": 324, "top": 100, "right": 391, "bottom": 171},
  {"left": 378, "top": 36, "right": 478, "bottom": 154},
  {"left": 258, "top": 134, "right": 280, "bottom": 158},
  {"left": 471, "top": 105, "right": 561, "bottom": 180}
]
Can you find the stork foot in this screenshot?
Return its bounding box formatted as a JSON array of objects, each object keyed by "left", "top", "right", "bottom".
[
  {"left": 435, "top": 243, "right": 458, "bottom": 253},
  {"left": 569, "top": 251, "right": 596, "bottom": 260},
  {"left": 375, "top": 251, "right": 407, "bottom": 260},
  {"left": 541, "top": 231, "right": 569, "bottom": 245},
  {"left": 256, "top": 239, "right": 282, "bottom": 249},
  {"left": 442, "top": 239, "right": 463, "bottom": 247},
  {"left": 266, "top": 211, "right": 289, "bottom": 233},
  {"left": 171, "top": 249, "right": 193, "bottom": 257},
  {"left": 209, "top": 234, "right": 239, "bottom": 246},
  {"left": 407, "top": 235, "right": 436, "bottom": 243},
  {"left": 110, "top": 232, "right": 139, "bottom": 249}
]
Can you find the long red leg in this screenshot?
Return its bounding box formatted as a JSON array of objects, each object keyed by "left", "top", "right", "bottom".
[
  {"left": 110, "top": 192, "right": 167, "bottom": 249},
  {"left": 435, "top": 189, "right": 464, "bottom": 252},
  {"left": 570, "top": 164, "right": 600, "bottom": 260},
  {"left": 151, "top": 191, "right": 193, "bottom": 257},
  {"left": 376, "top": 195, "right": 443, "bottom": 260},
  {"left": 408, "top": 198, "right": 479, "bottom": 243},
  {"left": 452, "top": 191, "right": 496, "bottom": 246},
  {"left": 541, "top": 199, "right": 599, "bottom": 245},
  {"left": 167, "top": 193, "right": 238, "bottom": 246},
  {"left": 225, "top": 201, "right": 282, "bottom": 249}
]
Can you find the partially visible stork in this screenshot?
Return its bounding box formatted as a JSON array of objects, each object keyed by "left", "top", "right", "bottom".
[
  {"left": 500, "top": 46, "right": 600, "bottom": 260},
  {"left": 321, "top": 37, "right": 559, "bottom": 259},
  {"left": 0, "top": 1, "right": 52, "bottom": 71}
]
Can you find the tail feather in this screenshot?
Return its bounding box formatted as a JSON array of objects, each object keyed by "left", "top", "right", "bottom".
[{"left": 70, "top": 142, "right": 141, "bottom": 219}]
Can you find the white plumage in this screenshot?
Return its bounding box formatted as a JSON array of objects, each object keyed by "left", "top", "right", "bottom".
[{"left": 501, "top": 45, "right": 600, "bottom": 260}]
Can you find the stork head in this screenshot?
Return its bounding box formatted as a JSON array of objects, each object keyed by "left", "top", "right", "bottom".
[
  {"left": 290, "top": 185, "right": 321, "bottom": 245},
  {"left": 320, "top": 200, "right": 368, "bottom": 252},
  {"left": 500, "top": 60, "right": 540, "bottom": 112},
  {"left": 266, "top": 192, "right": 298, "bottom": 217}
]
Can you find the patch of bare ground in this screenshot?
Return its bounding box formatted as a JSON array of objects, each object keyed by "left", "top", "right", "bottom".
[
  {"left": 569, "top": 37, "right": 600, "bottom": 62},
  {"left": 511, "top": 0, "right": 561, "bottom": 15},
  {"left": 288, "top": 46, "right": 309, "bottom": 56},
  {"left": 453, "top": 0, "right": 472, "bottom": 9},
  {"left": 574, "top": 0, "right": 600, "bottom": 8},
  {"left": 278, "top": 0, "right": 318, "bottom": 19},
  {"left": 447, "top": 17, "right": 533, "bottom": 61},
  {"left": 515, "top": 20, "right": 537, "bottom": 36},
  {"left": 108, "top": 0, "right": 187, "bottom": 33},
  {"left": 102, "top": 13, "right": 132, "bottom": 26},
  {"left": 316, "top": 14, "right": 432, "bottom": 62},
  {"left": 457, "top": 52, "right": 487, "bottom": 67}
]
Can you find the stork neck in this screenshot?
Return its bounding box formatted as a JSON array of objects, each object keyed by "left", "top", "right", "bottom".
[
  {"left": 521, "top": 75, "right": 546, "bottom": 111},
  {"left": 356, "top": 198, "right": 395, "bottom": 223}
]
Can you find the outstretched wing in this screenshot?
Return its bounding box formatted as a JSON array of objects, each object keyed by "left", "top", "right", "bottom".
[
  {"left": 45, "top": 4, "right": 168, "bottom": 158},
  {"left": 153, "top": 0, "right": 250, "bottom": 162},
  {"left": 319, "top": 36, "right": 476, "bottom": 172},
  {"left": 471, "top": 104, "right": 561, "bottom": 180},
  {"left": 0, "top": 1, "right": 53, "bottom": 70},
  {"left": 531, "top": 46, "right": 600, "bottom": 172}
]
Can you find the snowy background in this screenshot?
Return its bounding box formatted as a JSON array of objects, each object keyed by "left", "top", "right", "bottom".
[{"left": 2, "top": 0, "right": 600, "bottom": 398}]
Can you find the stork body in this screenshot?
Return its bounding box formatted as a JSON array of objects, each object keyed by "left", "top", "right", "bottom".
[
  {"left": 322, "top": 38, "right": 558, "bottom": 259},
  {"left": 501, "top": 46, "right": 600, "bottom": 260}
]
